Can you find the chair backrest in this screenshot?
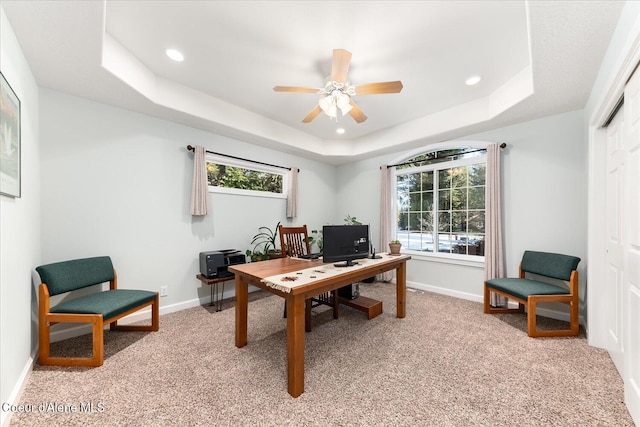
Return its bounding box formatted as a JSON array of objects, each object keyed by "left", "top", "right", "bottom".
[
  {"left": 279, "top": 225, "right": 311, "bottom": 257},
  {"left": 36, "top": 256, "right": 114, "bottom": 296},
  {"left": 521, "top": 251, "right": 580, "bottom": 281}
]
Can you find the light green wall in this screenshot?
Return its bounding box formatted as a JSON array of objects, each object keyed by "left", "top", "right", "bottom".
[
  {"left": 337, "top": 110, "right": 587, "bottom": 305},
  {"left": 0, "top": 6, "right": 41, "bottom": 425},
  {"left": 39, "top": 89, "right": 339, "bottom": 310},
  {"left": 3, "top": 2, "right": 636, "bottom": 422}
]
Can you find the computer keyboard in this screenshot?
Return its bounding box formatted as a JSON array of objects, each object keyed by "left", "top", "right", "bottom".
[{"left": 298, "top": 253, "right": 322, "bottom": 260}]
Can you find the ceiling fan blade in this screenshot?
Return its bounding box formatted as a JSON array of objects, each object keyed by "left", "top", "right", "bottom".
[
  {"left": 354, "top": 81, "right": 404, "bottom": 95},
  {"left": 302, "top": 105, "right": 322, "bottom": 123},
  {"left": 348, "top": 100, "right": 367, "bottom": 123},
  {"left": 273, "top": 86, "right": 320, "bottom": 93},
  {"left": 331, "top": 49, "right": 352, "bottom": 83}
]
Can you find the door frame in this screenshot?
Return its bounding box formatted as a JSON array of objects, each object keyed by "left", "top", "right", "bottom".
[
  {"left": 587, "top": 21, "right": 640, "bottom": 348},
  {"left": 587, "top": 14, "right": 640, "bottom": 425}
]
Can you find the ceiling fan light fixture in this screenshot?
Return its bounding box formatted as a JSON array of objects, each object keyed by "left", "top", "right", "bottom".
[
  {"left": 336, "top": 93, "right": 352, "bottom": 115},
  {"left": 319, "top": 96, "right": 337, "bottom": 118}
]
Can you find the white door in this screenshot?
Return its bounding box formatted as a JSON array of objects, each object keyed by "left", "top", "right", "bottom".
[
  {"left": 605, "top": 109, "right": 624, "bottom": 375},
  {"left": 623, "top": 66, "right": 640, "bottom": 423}
]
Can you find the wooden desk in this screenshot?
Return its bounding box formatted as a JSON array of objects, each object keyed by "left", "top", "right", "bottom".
[{"left": 229, "top": 254, "right": 410, "bottom": 398}]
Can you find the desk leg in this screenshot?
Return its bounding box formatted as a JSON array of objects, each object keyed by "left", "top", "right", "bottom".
[
  {"left": 286, "top": 295, "right": 305, "bottom": 397},
  {"left": 235, "top": 276, "right": 248, "bottom": 348},
  {"left": 396, "top": 262, "right": 407, "bottom": 318}
]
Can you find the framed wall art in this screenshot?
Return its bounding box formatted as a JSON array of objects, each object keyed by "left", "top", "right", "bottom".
[{"left": 0, "top": 71, "right": 21, "bottom": 198}]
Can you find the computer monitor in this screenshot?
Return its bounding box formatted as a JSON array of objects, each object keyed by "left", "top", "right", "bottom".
[{"left": 322, "top": 224, "right": 369, "bottom": 267}]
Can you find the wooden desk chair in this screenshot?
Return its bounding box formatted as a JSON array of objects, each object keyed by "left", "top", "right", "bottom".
[
  {"left": 279, "top": 224, "right": 338, "bottom": 331},
  {"left": 484, "top": 250, "right": 581, "bottom": 337}
]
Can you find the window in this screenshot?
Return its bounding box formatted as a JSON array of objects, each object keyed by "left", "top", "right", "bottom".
[
  {"left": 206, "top": 154, "right": 287, "bottom": 199},
  {"left": 395, "top": 147, "right": 486, "bottom": 259}
]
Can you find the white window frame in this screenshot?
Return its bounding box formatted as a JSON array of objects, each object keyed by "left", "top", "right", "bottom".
[
  {"left": 206, "top": 153, "right": 288, "bottom": 199},
  {"left": 390, "top": 141, "right": 489, "bottom": 266}
]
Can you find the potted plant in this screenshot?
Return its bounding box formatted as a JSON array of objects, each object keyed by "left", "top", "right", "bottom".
[
  {"left": 389, "top": 239, "right": 402, "bottom": 255},
  {"left": 245, "top": 249, "right": 271, "bottom": 262},
  {"left": 344, "top": 214, "right": 362, "bottom": 225},
  {"left": 308, "top": 229, "right": 323, "bottom": 253},
  {"left": 248, "top": 221, "right": 282, "bottom": 261}
]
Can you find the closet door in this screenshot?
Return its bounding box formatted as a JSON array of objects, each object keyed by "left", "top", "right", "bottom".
[{"left": 623, "top": 66, "right": 640, "bottom": 422}]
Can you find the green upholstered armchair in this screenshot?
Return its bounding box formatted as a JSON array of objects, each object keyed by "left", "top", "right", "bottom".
[
  {"left": 36, "top": 256, "right": 159, "bottom": 366},
  {"left": 484, "top": 251, "right": 581, "bottom": 338}
]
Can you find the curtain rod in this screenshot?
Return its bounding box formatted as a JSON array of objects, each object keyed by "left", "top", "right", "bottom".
[
  {"left": 385, "top": 143, "right": 506, "bottom": 169},
  {"left": 186, "top": 145, "right": 293, "bottom": 171}
]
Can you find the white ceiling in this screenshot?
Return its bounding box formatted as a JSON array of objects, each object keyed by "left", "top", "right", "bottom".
[{"left": 2, "top": 1, "right": 625, "bottom": 164}]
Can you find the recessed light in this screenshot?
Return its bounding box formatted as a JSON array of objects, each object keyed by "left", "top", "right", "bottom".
[
  {"left": 336, "top": 128, "right": 346, "bottom": 134},
  {"left": 465, "top": 75, "right": 481, "bottom": 86},
  {"left": 166, "top": 48, "right": 184, "bottom": 62}
]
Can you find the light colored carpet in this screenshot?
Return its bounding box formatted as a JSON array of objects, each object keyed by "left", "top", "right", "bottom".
[{"left": 8, "top": 282, "right": 634, "bottom": 426}]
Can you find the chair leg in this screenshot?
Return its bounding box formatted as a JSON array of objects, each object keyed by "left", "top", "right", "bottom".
[
  {"left": 39, "top": 314, "right": 105, "bottom": 367},
  {"left": 38, "top": 285, "right": 52, "bottom": 365},
  {"left": 483, "top": 283, "right": 490, "bottom": 313},
  {"left": 302, "top": 292, "right": 339, "bottom": 333},
  {"left": 305, "top": 299, "right": 312, "bottom": 332},
  {"left": 527, "top": 296, "right": 579, "bottom": 338},
  {"left": 151, "top": 295, "right": 160, "bottom": 331},
  {"left": 527, "top": 299, "right": 538, "bottom": 337},
  {"left": 92, "top": 316, "right": 104, "bottom": 366},
  {"left": 38, "top": 316, "right": 51, "bottom": 365},
  {"left": 570, "top": 297, "right": 579, "bottom": 335},
  {"left": 110, "top": 297, "right": 160, "bottom": 332}
]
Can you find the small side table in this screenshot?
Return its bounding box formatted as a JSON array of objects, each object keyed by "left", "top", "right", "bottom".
[{"left": 196, "top": 274, "right": 234, "bottom": 312}]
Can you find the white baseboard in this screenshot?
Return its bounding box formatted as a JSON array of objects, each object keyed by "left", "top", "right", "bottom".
[
  {"left": 406, "top": 280, "right": 585, "bottom": 326},
  {"left": 49, "top": 280, "right": 575, "bottom": 342},
  {"left": 1, "top": 354, "right": 35, "bottom": 427},
  {"left": 8, "top": 279, "right": 585, "bottom": 427},
  {"left": 49, "top": 285, "right": 258, "bottom": 343},
  {"left": 48, "top": 296, "right": 204, "bottom": 342},
  {"left": 3, "top": 283, "right": 260, "bottom": 427},
  {"left": 407, "top": 280, "right": 484, "bottom": 304}
]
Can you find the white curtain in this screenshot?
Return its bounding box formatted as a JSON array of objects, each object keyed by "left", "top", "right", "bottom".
[
  {"left": 378, "top": 165, "right": 394, "bottom": 282},
  {"left": 190, "top": 146, "right": 209, "bottom": 216},
  {"left": 485, "top": 143, "right": 506, "bottom": 306},
  {"left": 286, "top": 167, "right": 299, "bottom": 218}
]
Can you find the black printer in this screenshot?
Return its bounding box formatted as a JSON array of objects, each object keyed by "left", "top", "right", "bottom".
[{"left": 199, "top": 249, "right": 246, "bottom": 279}]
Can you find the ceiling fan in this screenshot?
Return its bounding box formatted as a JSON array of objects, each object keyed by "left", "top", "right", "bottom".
[{"left": 273, "top": 49, "right": 403, "bottom": 124}]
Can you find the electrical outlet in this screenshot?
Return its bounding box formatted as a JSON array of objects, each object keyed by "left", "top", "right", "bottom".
[{"left": 160, "top": 286, "right": 168, "bottom": 297}]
